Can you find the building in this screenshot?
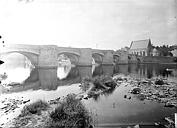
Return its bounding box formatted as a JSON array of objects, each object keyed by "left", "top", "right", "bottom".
[
  {"left": 120, "top": 46, "right": 130, "bottom": 52},
  {"left": 152, "top": 48, "right": 160, "bottom": 56},
  {"left": 171, "top": 49, "right": 177, "bottom": 57},
  {"left": 129, "top": 39, "right": 153, "bottom": 56}
]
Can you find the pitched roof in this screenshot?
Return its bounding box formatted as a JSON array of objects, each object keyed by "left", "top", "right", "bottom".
[{"left": 130, "top": 39, "right": 151, "bottom": 50}]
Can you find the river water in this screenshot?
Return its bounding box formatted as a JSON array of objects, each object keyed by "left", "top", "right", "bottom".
[{"left": 0, "top": 53, "right": 177, "bottom": 126}]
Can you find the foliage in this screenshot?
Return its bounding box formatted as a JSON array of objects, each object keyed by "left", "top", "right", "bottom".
[
  {"left": 48, "top": 94, "right": 92, "bottom": 128},
  {"left": 19, "top": 100, "right": 49, "bottom": 117},
  {"left": 154, "top": 45, "right": 176, "bottom": 57},
  {"left": 13, "top": 100, "right": 49, "bottom": 127}
]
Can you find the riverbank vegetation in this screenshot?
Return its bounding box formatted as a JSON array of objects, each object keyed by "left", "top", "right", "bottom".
[
  {"left": 1, "top": 73, "right": 176, "bottom": 128},
  {"left": 19, "top": 100, "right": 49, "bottom": 117},
  {"left": 47, "top": 94, "right": 92, "bottom": 128},
  {"left": 11, "top": 94, "right": 92, "bottom": 128},
  {"left": 79, "top": 75, "right": 117, "bottom": 100}
]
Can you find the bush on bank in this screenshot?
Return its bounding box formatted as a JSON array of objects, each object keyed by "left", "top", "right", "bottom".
[
  {"left": 13, "top": 100, "right": 49, "bottom": 127},
  {"left": 19, "top": 100, "right": 49, "bottom": 117},
  {"left": 81, "top": 75, "right": 117, "bottom": 91},
  {"left": 47, "top": 94, "right": 92, "bottom": 128}
]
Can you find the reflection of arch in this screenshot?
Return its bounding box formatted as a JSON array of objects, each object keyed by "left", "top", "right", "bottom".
[
  {"left": 24, "top": 68, "right": 39, "bottom": 83},
  {"left": 92, "top": 52, "right": 104, "bottom": 64},
  {"left": 58, "top": 52, "right": 80, "bottom": 65},
  {"left": 92, "top": 65, "right": 103, "bottom": 77},
  {"left": 137, "top": 57, "right": 142, "bottom": 63},
  {"left": 64, "top": 67, "right": 80, "bottom": 80},
  {"left": 128, "top": 55, "right": 132, "bottom": 60},
  {"left": 0, "top": 51, "right": 38, "bottom": 66}
]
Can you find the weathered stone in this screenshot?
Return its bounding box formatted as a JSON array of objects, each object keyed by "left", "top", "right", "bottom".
[
  {"left": 8, "top": 82, "right": 21, "bottom": 86},
  {"left": 164, "top": 102, "right": 175, "bottom": 107},
  {"left": 137, "top": 94, "right": 145, "bottom": 101},
  {"left": 131, "top": 88, "right": 141, "bottom": 94},
  {"left": 155, "top": 79, "right": 164, "bottom": 85},
  {"left": 83, "top": 97, "right": 88, "bottom": 100},
  {"left": 23, "top": 99, "right": 30, "bottom": 104},
  {"left": 76, "top": 95, "right": 84, "bottom": 100}
]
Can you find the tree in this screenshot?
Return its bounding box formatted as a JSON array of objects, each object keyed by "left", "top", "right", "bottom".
[{"left": 155, "top": 44, "right": 174, "bottom": 56}]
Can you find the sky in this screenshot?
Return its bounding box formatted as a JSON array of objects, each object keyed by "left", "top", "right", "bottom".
[{"left": 0, "top": 0, "right": 176, "bottom": 50}]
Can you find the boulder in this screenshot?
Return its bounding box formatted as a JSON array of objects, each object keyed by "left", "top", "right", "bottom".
[
  {"left": 8, "top": 82, "right": 20, "bottom": 87},
  {"left": 131, "top": 88, "right": 141, "bottom": 94},
  {"left": 155, "top": 79, "right": 164, "bottom": 85},
  {"left": 137, "top": 94, "right": 145, "bottom": 101},
  {"left": 164, "top": 102, "right": 175, "bottom": 107}
]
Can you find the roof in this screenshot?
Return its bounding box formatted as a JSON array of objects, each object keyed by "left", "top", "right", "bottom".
[{"left": 130, "top": 39, "right": 151, "bottom": 50}]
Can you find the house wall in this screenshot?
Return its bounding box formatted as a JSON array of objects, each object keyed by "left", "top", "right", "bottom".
[
  {"left": 172, "top": 49, "right": 177, "bottom": 57},
  {"left": 129, "top": 48, "right": 147, "bottom": 56}
]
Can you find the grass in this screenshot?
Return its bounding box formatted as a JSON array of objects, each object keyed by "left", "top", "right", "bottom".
[
  {"left": 12, "top": 95, "right": 92, "bottom": 128},
  {"left": 19, "top": 100, "right": 49, "bottom": 117},
  {"left": 13, "top": 100, "right": 49, "bottom": 128},
  {"left": 47, "top": 94, "right": 92, "bottom": 128}
]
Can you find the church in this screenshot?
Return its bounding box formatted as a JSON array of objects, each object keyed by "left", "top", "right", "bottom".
[{"left": 129, "top": 39, "right": 153, "bottom": 56}]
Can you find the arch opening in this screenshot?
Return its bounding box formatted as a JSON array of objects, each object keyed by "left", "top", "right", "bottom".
[
  {"left": 0, "top": 53, "right": 34, "bottom": 84},
  {"left": 57, "top": 53, "right": 79, "bottom": 66},
  {"left": 0, "top": 51, "right": 37, "bottom": 67},
  {"left": 92, "top": 53, "right": 103, "bottom": 65},
  {"left": 113, "top": 55, "right": 120, "bottom": 64}
]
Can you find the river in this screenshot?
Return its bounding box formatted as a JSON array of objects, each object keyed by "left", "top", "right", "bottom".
[{"left": 0, "top": 53, "right": 177, "bottom": 126}]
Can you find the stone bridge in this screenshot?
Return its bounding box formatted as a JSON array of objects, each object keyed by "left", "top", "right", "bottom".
[{"left": 0, "top": 44, "right": 128, "bottom": 67}]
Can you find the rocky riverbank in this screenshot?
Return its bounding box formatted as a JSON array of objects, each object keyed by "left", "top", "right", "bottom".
[
  {"left": 78, "top": 74, "right": 177, "bottom": 128},
  {"left": 0, "top": 74, "right": 176, "bottom": 128}
]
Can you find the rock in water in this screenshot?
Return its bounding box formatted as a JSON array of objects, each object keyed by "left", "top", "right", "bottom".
[
  {"left": 0, "top": 60, "right": 4, "bottom": 65},
  {"left": 155, "top": 79, "right": 164, "bottom": 85},
  {"left": 131, "top": 88, "right": 141, "bottom": 94}
]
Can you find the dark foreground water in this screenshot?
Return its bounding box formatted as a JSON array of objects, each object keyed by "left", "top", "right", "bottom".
[{"left": 0, "top": 54, "right": 177, "bottom": 126}]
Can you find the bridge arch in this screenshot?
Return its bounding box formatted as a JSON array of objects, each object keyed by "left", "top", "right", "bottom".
[
  {"left": 92, "top": 52, "right": 104, "bottom": 64},
  {"left": 57, "top": 51, "right": 80, "bottom": 65},
  {"left": 0, "top": 51, "right": 38, "bottom": 67},
  {"left": 113, "top": 54, "right": 121, "bottom": 64}
]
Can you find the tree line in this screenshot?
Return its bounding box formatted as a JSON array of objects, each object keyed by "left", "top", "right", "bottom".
[{"left": 152, "top": 44, "right": 177, "bottom": 57}]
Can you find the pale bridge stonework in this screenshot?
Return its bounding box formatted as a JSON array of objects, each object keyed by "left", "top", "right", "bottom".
[{"left": 0, "top": 44, "right": 128, "bottom": 67}]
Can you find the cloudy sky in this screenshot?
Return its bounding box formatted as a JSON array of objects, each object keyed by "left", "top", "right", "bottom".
[{"left": 0, "top": 0, "right": 176, "bottom": 50}]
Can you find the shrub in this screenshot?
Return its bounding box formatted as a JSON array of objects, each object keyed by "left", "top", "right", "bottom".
[
  {"left": 49, "top": 94, "right": 92, "bottom": 128},
  {"left": 19, "top": 100, "right": 49, "bottom": 117},
  {"left": 93, "top": 75, "right": 117, "bottom": 90}
]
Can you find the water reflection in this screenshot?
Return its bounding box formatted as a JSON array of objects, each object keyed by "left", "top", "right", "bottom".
[
  {"left": 0, "top": 61, "right": 177, "bottom": 93},
  {"left": 57, "top": 65, "right": 71, "bottom": 80},
  {"left": 1, "top": 60, "right": 177, "bottom": 125},
  {"left": 0, "top": 53, "right": 34, "bottom": 84}
]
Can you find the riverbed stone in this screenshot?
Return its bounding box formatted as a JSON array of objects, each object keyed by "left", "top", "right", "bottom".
[
  {"left": 131, "top": 88, "right": 141, "bottom": 94},
  {"left": 155, "top": 78, "right": 164, "bottom": 85}
]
